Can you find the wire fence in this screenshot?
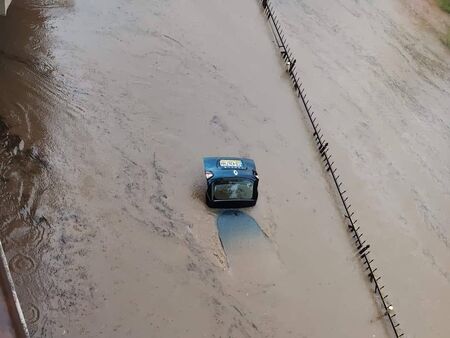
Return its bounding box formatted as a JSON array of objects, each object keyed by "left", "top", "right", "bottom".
[{"left": 258, "top": 0, "right": 405, "bottom": 336}]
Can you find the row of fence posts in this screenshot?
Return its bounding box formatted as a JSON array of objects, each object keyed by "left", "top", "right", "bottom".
[{"left": 258, "top": 0, "right": 404, "bottom": 337}]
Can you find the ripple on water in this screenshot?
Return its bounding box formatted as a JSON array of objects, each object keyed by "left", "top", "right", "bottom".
[
  {"left": 9, "top": 253, "right": 36, "bottom": 274},
  {"left": 7, "top": 217, "right": 47, "bottom": 249},
  {"left": 28, "top": 221, "right": 47, "bottom": 249},
  {"left": 24, "top": 303, "right": 40, "bottom": 325}
]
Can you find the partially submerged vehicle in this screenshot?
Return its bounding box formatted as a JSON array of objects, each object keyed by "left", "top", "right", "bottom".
[{"left": 203, "top": 157, "right": 259, "bottom": 208}]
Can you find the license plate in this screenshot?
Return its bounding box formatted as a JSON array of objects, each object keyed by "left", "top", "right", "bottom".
[{"left": 219, "top": 159, "right": 243, "bottom": 168}]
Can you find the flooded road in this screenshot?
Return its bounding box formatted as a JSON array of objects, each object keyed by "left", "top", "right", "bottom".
[{"left": 0, "top": 0, "right": 449, "bottom": 337}]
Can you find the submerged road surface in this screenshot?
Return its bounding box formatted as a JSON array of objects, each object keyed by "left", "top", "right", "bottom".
[{"left": 0, "top": 0, "right": 449, "bottom": 337}]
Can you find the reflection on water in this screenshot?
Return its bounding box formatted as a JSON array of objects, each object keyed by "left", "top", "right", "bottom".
[
  {"left": 217, "top": 210, "right": 281, "bottom": 284},
  {"left": 217, "top": 210, "right": 266, "bottom": 249}
]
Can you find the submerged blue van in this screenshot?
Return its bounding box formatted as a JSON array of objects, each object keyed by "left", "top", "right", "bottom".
[{"left": 203, "top": 157, "right": 259, "bottom": 208}]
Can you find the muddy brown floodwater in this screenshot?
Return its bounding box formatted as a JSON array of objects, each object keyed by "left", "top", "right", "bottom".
[{"left": 0, "top": 0, "right": 449, "bottom": 337}]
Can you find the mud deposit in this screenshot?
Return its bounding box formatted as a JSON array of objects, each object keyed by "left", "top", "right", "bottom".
[{"left": 0, "top": 0, "right": 449, "bottom": 337}]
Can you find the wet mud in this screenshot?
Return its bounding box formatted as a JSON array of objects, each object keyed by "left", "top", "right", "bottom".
[
  {"left": 0, "top": 0, "right": 448, "bottom": 337},
  {"left": 1, "top": 1, "right": 94, "bottom": 336}
]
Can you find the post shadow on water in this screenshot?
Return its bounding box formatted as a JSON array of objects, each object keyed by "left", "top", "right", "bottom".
[{"left": 217, "top": 210, "right": 281, "bottom": 282}]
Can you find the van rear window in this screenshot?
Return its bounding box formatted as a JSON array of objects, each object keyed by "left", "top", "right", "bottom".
[{"left": 213, "top": 179, "right": 254, "bottom": 200}]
